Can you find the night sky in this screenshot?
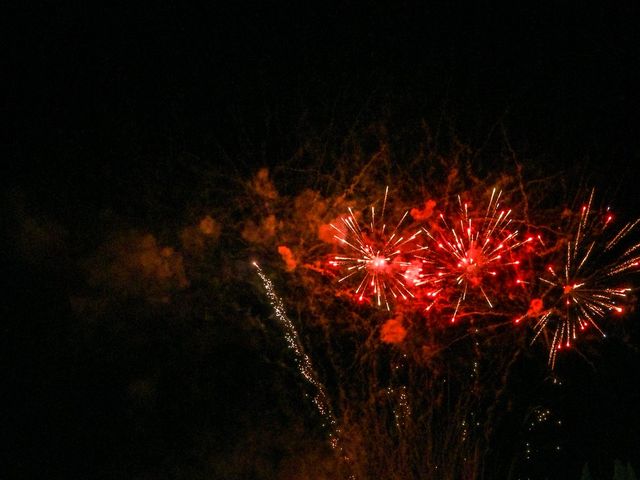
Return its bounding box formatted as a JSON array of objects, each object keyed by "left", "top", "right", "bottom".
[{"left": 5, "top": 3, "right": 640, "bottom": 479}]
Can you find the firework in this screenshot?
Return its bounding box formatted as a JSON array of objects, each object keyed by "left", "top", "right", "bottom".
[
  {"left": 527, "top": 190, "right": 640, "bottom": 367},
  {"left": 387, "top": 385, "right": 410, "bottom": 431},
  {"left": 253, "top": 262, "right": 352, "bottom": 467},
  {"left": 329, "top": 187, "right": 423, "bottom": 310},
  {"left": 417, "top": 188, "right": 533, "bottom": 322}
]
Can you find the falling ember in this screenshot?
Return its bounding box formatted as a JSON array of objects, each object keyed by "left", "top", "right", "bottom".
[
  {"left": 330, "top": 186, "right": 423, "bottom": 310},
  {"left": 531, "top": 189, "right": 640, "bottom": 368},
  {"left": 416, "top": 188, "right": 532, "bottom": 321}
]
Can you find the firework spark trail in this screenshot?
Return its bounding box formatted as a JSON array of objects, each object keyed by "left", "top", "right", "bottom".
[
  {"left": 417, "top": 189, "right": 533, "bottom": 321},
  {"left": 387, "top": 385, "right": 411, "bottom": 432},
  {"left": 530, "top": 190, "right": 640, "bottom": 367},
  {"left": 330, "top": 186, "right": 423, "bottom": 310},
  {"left": 253, "top": 262, "right": 354, "bottom": 473}
]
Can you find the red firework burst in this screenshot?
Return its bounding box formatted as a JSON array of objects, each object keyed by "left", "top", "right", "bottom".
[
  {"left": 416, "top": 189, "right": 534, "bottom": 322},
  {"left": 524, "top": 190, "right": 640, "bottom": 367},
  {"left": 329, "top": 187, "right": 423, "bottom": 310}
]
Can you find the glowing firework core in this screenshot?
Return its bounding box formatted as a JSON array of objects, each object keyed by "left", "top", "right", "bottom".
[
  {"left": 460, "top": 245, "right": 491, "bottom": 282},
  {"left": 370, "top": 256, "right": 389, "bottom": 271}
]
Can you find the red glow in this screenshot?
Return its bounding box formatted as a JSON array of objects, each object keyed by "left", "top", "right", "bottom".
[{"left": 322, "top": 187, "right": 638, "bottom": 370}]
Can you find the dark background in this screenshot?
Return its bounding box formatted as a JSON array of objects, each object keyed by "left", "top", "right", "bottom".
[{"left": 4, "top": 2, "right": 640, "bottom": 479}]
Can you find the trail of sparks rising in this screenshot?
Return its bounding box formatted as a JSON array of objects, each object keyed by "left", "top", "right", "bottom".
[
  {"left": 417, "top": 189, "right": 533, "bottom": 322},
  {"left": 330, "top": 186, "right": 423, "bottom": 310},
  {"left": 253, "top": 262, "right": 353, "bottom": 469},
  {"left": 531, "top": 190, "right": 640, "bottom": 368}
]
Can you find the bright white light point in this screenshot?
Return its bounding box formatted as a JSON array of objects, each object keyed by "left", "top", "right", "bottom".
[{"left": 371, "top": 256, "right": 387, "bottom": 269}]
